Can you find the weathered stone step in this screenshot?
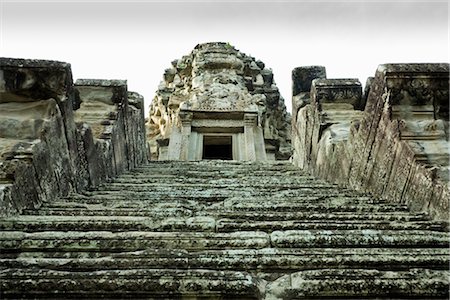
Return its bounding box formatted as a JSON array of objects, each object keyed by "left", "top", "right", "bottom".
[
  {"left": 216, "top": 219, "right": 446, "bottom": 232},
  {"left": 107, "top": 178, "right": 328, "bottom": 187},
  {"left": 135, "top": 160, "right": 295, "bottom": 170},
  {"left": 1, "top": 230, "right": 448, "bottom": 252},
  {"left": 265, "top": 268, "right": 450, "bottom": 299},
  {"left": 2, "top": 268, "right": 448, "bottom": 299},
  {"left": 0, "top": 215, "right": 445, "bottom": 232},
  {"left": 118, "top": 168, "right": 309, "bottom": 176},
  {"left": 22, "top": 207, "right": 428, "bottom": 222},
  {"left": 150, "top": 166, "right": 299, "bottom": 172},
  {"left": 222, "top": 201, "right": 409, "bottom": 213},
  {"left": 49, "top": 196, "right": 391, "bottom": 210},
  {"left": 0, "top": 268, "right": 260, "bottom": 299},
  {"left": 92, "top": 183, "right": 340, "bottom": 193},
  {"left": 22, "top": 207, "right": 195, "bottom": 217},
  {"left": 34, "top": 195, "right": 387, "bottom": 206},
  {"left": 129, "top": 169, "right": 306, "bottom": 178},
  {"left": 71, "top": 189, "right": 366, "bottom": 202},
  {"left": 0, "top": 231, "right": 270, "bottom": 251},
  {"left": 109, "top": 172, "right": 320, "bottom": 187},
  {"left": 128, "top": 170, "right": 308, "bottom": 178},
  {"left": 71, "top": 187, "right": 363, "bottom": 198},
  {"left": 2, "top": 248, "right": 448, "bottom": 271},
  {"left": 43, "top": 196, "right": 404, "bottom": 211},
  {"left": 270, "top": 230, "right": 450, "bottom": 248}
]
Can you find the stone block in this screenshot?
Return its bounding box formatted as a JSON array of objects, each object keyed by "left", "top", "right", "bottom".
[
  {"left": 0, "top": 58, "right": 76, "bottom": 216},
  {"left": 292, "top": 66, "right": 326, "bottom": 96},
  {"left": 311, "top": 78, "right": 363, "bottom": 110},
  {"left": 0, "top": 58, "right": 147, "bottom": 216},
  {"left": 75, "top": 79, "right": 130, "bottom": 176}
]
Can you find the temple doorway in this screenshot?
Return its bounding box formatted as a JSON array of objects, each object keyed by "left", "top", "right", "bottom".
[{"left": 202, "top": 135, "right": 233, "bottom": 160}]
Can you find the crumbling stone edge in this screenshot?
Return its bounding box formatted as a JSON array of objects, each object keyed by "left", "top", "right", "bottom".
[{"left": 0, "top": 58, "right": 148, "bottom": 216}]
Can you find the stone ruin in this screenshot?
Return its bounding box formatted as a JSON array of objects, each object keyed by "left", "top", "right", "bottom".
[
  {"left": 147, "top": 42, "right": 291, "bottom": 161},
  {"left": 0, "top": 45, "right": 449, "bottom": 299},
  {"left": 0, "top": 58, "right": 147, "bottom": 217},
  {"left": 291, "top": 64, "right": 449, "bottom": 223}
]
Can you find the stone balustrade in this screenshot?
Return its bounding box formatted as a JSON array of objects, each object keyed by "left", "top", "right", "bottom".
[
  {"left": 0, "top": 58, "right": 147, "bottom": 216},
  {"left": 292, "top": 63, "right": 449, "bottom": 223}
]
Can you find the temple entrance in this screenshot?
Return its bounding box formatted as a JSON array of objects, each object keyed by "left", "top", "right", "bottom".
[{"left": 202, "top": 135, "right": 233, "bottom": 160}]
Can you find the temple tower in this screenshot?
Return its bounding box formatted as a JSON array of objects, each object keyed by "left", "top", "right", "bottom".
[{"left": 147, "top": 42, "right": 291, "bottom": 161}]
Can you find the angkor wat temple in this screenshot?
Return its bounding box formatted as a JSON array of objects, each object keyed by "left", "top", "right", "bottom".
[{"left": 0, "top": 42, "right": 449, "bottom": 299}]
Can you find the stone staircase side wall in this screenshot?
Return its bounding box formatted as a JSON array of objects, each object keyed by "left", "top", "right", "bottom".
[
  {"left": 291, "top": 63, "right": 449, "bottom": 223},
  {"left": 0, "top": 58, "right": 147, "bottom": 216}
]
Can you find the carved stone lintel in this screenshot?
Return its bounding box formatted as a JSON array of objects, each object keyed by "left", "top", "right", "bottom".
[{"left": 311, "top": 79, "right": 363, "bottom": 110}]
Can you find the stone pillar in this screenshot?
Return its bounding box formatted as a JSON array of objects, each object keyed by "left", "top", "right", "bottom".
[
  {"left": 292, "top": 66, "right": 327, "bottom": 122},
  {"left": 179, "top": 110, "right": 193, "bottom": 161},
  {"left": 254, "top": 126, "right": 267, "bottom": 161},
  {"left": 232, "top": 134, "right": 242, "bottom": 160},
  {"left": 292, "top": 66, "right": 327, "bottom": 97},
  {"left": 244, "top": 113, "right": 257, "bottom": 161},
  {"left": 188, "top": 131, "right": 199, "bottom": 161}
]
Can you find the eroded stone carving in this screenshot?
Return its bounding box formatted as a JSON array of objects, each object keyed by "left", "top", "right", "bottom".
[
  {"left": 147, "top": 42, "right": 291, "bottom": 161},
  {"left": 0, "top": 58, "right": 147, "bottom": 216}
]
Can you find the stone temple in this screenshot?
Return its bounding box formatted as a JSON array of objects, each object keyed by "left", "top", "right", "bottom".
[
  {"left": 0, "top": 43, "right": 449, "bottom": 299},
  {"left": 147, "top": 42, "right": 291, "bottom": 161}
]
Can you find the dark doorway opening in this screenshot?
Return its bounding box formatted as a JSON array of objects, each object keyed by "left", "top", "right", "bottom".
[{"left": 203, "top": 136, "right": 233, "bottom": 160}]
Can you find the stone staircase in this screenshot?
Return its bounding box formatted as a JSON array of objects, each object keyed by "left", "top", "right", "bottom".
[{"left": 0, "top": 161, "right": 449, "bottom": 299}]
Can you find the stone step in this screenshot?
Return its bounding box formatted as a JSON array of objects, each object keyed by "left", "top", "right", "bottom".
[
  {"left": 27, "top": 204, "right": 408, "bottom": 215},
  {"left": 0, "top": 268, "right": 260, "bottom": 299},
  {"left": 1, "top": 267, "right": 448, "bottom": 299},
  {"left": 39, "top": 199, "right": 407, "bottom": 214},
  {"left": 2, "top": 248, "right": 448, "bottom": 271},
  {"left": 1, "top": 230, "right": 448, "bottom": 252},
  {"left": 134, "top": 160, "right": 295, "bottom": 170},
  {"left": 118, "top": 168, "right": 309, "bottom": 176},
  {"left": 0, "top": 215, "right": 445, "bottom": 232},
  {"left": 270, "top": 229, "right": 450, "bottom": 248},
  {"left": 109, "top": 174, "right": 320, "bottom": 183},
  {"left": 127, "top": 169, "right": 308, "bottom": 178},
  {"left": 216, "top": 219, "right": 446, "bottom": 232},
  {"left": 71, "top": 189, "right": 368, "bottom": 202},
  {"left": 91, "top": 183, "right": 340, "bottom": 193},
  {"left": 0, "top": 231, "right": 270, "bottom": 251},
  {"left": 265, "top": 268, "right": 450, "bottom": 299},
  {"left": 22, "top": 207, "right": 428, "bottom": 221},
  {"left": 222, "top": 202, "right": 409, "bottom": 213},
  {"left": 70, "top": 187, "right": 366, "bottom": 199}
]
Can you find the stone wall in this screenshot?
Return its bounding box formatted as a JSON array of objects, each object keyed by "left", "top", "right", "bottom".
[
  {"left": 0, "top": 58, "right": 147, "bottom": 216},
  {"left": 291, "top": 63, "right": 449, "bottom": 223}
]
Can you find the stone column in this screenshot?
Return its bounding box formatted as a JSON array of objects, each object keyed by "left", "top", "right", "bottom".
[
  {"left": 244, "top": 113, "right": 257, "bottom": 161},
  {"left": 179, "top": 111, "right": 193, "bottom": 161}
]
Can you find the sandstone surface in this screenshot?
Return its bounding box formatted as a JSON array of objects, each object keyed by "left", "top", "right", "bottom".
[
  {"left": 292, "top": 63, "right": 450, "bottom": 224},
  {"left": 147, "top": 42, "right": 291, "bottom": 161}
]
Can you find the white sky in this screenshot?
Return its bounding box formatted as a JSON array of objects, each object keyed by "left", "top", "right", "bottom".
[{"left": 1, "top": 0, "right": 448, "bottom": 114}]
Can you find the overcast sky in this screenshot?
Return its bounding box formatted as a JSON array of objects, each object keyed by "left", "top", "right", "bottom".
[{"left": 1, "top": 0, "right": 448, "bottom": 113}]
